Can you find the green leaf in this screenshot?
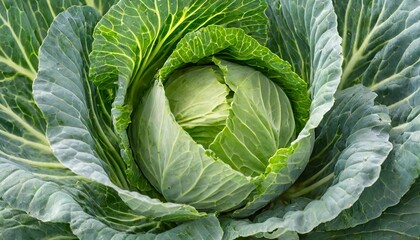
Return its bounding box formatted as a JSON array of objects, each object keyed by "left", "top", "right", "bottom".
[
  {"left": 265, "top": 0, "right": 343, "bottom": 134},
  {"left": 338, "top": 0, "right": 420, "bottom": 132},
  {"left": 335, "top": 0, "right": 419, "bottom": 92},
  {"left": 266, "top": 0, "right": 309, "bottom": 82},
  {"left": 89, "top": 0, "right": 269, "bottom": 186},
  {"left": 0, "top": 0, "right": 118, "bottom": 159},
  {"left": 132, "top": 80, "right": 255, "bottom": 212},
  {"left": 0, "top": 0, "right": 39, "bottom": 80},
  {"left": 0, "top": 0, "right": 104, "bottom": 194},
  {"left": 333, "top": 0, "right": 420, "bottom": 131},
  {"left": 305, "top": 178, "right": 420, "bottom": 240},
  {"left": 289, "top": 85, "right": 392, "bottom": 200},
  {"left": 266, "top": 0, "right": 343, "bottom": 97},
  {"left": 322, "top": 109, "right": 420, "bottom": 230},
  {"left": 0, "top": 0, "right": 121, "bottom": 198},
  {"left": 0, "top": 1, "right": 229, "bottom": 238},
  {"left": 33, "top": 5, "right": 202, "bottom": 221},
  {"left": 221, "top": 85, "right": 392, "bottom": 239},
  {"left": 0, "top": 199, "right": 76, "bottom": 240},
  {"left": 0, "top": 0, "right": 116, "bottom": 80},
  {"left": 82, "top": 0, "right": 118, "bottom": 15},
  {"left": 0, "top": 74, "right": 51, "bottom": 162},
  {"left": 209, "top": 60, "right": 295, "bottom": 177}
]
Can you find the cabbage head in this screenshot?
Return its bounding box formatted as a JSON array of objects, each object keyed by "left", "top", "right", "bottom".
[{"left": 0, "top": 0, "right": 418, "bottom": 239}]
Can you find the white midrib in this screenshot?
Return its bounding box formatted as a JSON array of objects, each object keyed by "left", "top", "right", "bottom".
[
  {"left": 340, "top": 36, "right": 370, "bottom": 87},
  {"left": 0, "top": 55, "right": 36, "bottom": 80},
  {"left": 33, "top": 172, "right": 84, "bottom": 180},
  {"left": 387, "top": 90, "right": 418, "bottom": 110},
  {"left": 340, "top": 1, "right": 397, "bottom": 90},
  {"left": 46, "top": 0, "right": 57, "bottom": 18},
  {"left": 0, "top": 104, "right": 49, "bottom": 145},
  {"left": 0, "top": 128, "right": 51, "bottom": 152},
  {"left": 1, "top": 150, "right": 66, "bottom": 169}
]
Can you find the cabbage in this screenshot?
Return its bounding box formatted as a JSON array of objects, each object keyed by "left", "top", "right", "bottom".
[{"left": 0, "top": 0, "right": 418, "bottom": 239}]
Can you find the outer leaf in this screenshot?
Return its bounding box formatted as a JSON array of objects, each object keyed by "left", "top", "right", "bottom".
[
  {"left": 266, "top": 0, "right": 309, "bottom": 82},
  {"left": 334, "top": 0, "right": 419, "bottom": 94},
  {"left": 323, "top": 0, "right": 420, "bottom": 229},
  {"left": 0, "top": 74, "right": 54, "bottom": 170},
  {"left": 0, "top": 4, "right": 158, "bottom": 237},
  {"left": 0, "top": 1, "right": 119, "bottom": 221},
  {"left": 209, "top": 60, "right": 295, "bottom": 176},
  {"left": 0, "top": 0, "right": 116, "bottom": 81},
  {"left": 221, "top": 85, "right": 392, "bottom": 239},
  {"left": 0, "top": 199, "right": 76, "bottom": 240},
  {"left": 232, "top": 0, "right": 343, "bottom": 217},
  {"left": 0, "top": 0, "right": 117, "bottom": 161},
  {"left": 323, "top": 110, "right": 420, "bottom": 229},
  {"left": 29, "top": 0, "right": 153, "bottom": 197},
  {"left": 290, "top": 85, "right": 392, "bottom": 199},
  {"left": 0, "top": 155, "right": 222, "bottom": 240},
  {"left": 88, "top": 0, "right": 269, "bottom": 187},
  {"left": 132, "top": 80, "right": 255, "bottom": 212},
  {"left": 305, "top": 178, "right": 420, "bottom": 240},
  {"left": 267, "top": 0, "right": 343, "bottom": 97},
  {"left": 0, "top": 0, "right": 111, "bottom": 162}
]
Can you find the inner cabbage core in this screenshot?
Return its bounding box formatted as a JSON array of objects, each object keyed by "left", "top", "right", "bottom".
[
  {"left": 164, "top": 66, "right": 232, "bottom": 148},
  {"left": 164, "top": 62, "right": 296, "bottom": 176}
]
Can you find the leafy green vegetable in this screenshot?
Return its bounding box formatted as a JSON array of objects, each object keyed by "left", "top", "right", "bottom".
[{"left": 0, "top": 0, "right": 418, "bottom": 239}]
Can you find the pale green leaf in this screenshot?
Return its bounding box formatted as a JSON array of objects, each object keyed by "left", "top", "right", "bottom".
[
  {"left": 159, "top": 26, "right": 309, "bottom": 132},
  {"left": 132, "top": 80, "right": 255, "bottom": 212},
  {"left": 209, "top": 60, "right": 295, "bottom": 176},
  {"left": 165, "top": 66, "right": 230, "bottom": 148}
]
